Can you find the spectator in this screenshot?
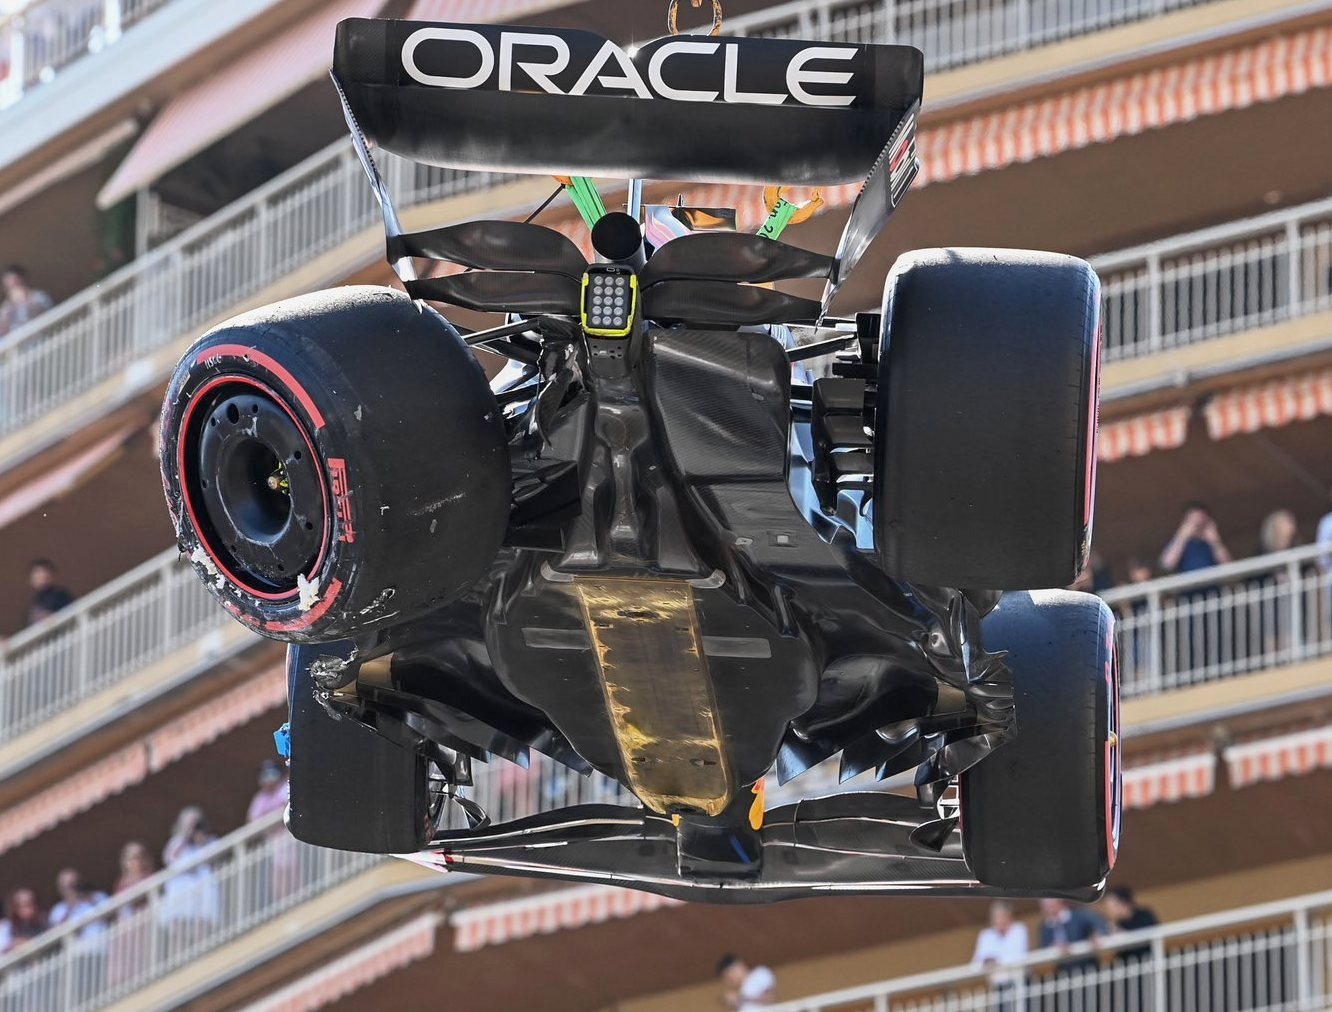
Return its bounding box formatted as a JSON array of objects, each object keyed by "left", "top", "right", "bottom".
[
  {"left": 717, "top": 953, "right": 777, "bottom": 1009},
  {"left": 27, "top": 559, "right": 74, "bottom": 627},
  {"left": 1104, "top": 885, "right": 1159, "bottom": 964},
  {"left": 1118, "top": 558, "right": 1157, "bottom": 683},
  {"left": 1160, "top": 503, "right": 1232, "bottom": 576},
  {"left": 1038, "top": 898, "right": 1105, "bottom": 978},
  {"left": 1318, "top": 491, "right": 1332, "bottom": 576},
  {"left": 49, "top": 868, "right": 109, "bottom": 935},
  {"left": 972, "top": 900, "right": 1028, "bottom": 1010},
  {"left": 107, "top": 842, "right": 156, "bottom": 989},
  {"left": 0, "top": 265, "right": 54, "bottom": 337},
  {"left": 1259, "top": 509, "right": 1299, "bottom": 555},
  {"left": 1254, "top": 509, "right": 1302, "bottom": 655},
  {"left": 248, "top": 759, "right": 298, "bottom": 903},
  {"left": 247, "top": 760, "right": 289, "bottom": 823},
  {"left": 1161, "top": 504, "right": 1231, "bottom": 672},
  {"left": 50, "top": 869, "right": 109, "bottom": 1006},
  {"left": 0, "top": 888, "right": 48, "bottom": 953},
  {"left": 159, "top": 807, "right": 220, "bottom": 950}
]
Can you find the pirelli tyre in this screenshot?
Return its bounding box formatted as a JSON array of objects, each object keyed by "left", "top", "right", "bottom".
[
  {"left": 872, "top": 248, "right": 1101, "bottom": 590},
  {"left": 960, "top": 590, "right": 1121, "bottom": 893},
  {"left": 160, "top": 286, "right": 510, "bottom": 643}
]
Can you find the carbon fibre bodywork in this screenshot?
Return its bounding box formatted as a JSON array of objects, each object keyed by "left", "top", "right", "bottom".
[{"left": 308, "top": 325, "right": 1018, "bottom": 897}]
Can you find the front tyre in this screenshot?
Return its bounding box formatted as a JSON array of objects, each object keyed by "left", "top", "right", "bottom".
[
  {"left": 160, "top": 286, "right": 510, "bottom": 643},
  {"left": 872, "top": 248, "right": 1101, "bottom": 590},
  {"left": 961, "top": 590, "right": 1121, "bottom": 893}
]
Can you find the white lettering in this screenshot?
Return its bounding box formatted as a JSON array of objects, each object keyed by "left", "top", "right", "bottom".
[
  {"left": 723, "top": 43, "right": 784, "bottom": 105},
  {"left": 569, "top": 40, "right": 652, "bottom": 99},
  {"left": 786, "top": 47, "right": 856, "bottom": 107},
  {"left": 402, "top": 27, "right": 494, "bottom": 89},
  {"left": 499, "top": 32, "right": 570, "bottom": 94},
  {"left": 647, "top": 40, "right": 720, "bottom": 103},
  {"left": 400, "top": 31, "right": 860, "bottom": 108}
]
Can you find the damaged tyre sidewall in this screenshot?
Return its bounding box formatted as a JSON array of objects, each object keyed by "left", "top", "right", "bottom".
[{"left": 160, "top": 287, "right": 511, "bottom": 643}]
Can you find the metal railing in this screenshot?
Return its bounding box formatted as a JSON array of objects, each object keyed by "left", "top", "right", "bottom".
[
  {"left": 0, "top": 140, "right": 504, "bottom": 441},
  {"left": 1096, "top": 196, "right": 1332, "bottom": 362},
  {"left": 0, "top": 546, "right": 254, "bottom": 746},
  {"left": 726, "top": 0, "right": 1218, "bottom": 72},
  {"left": 0, "top": 809, "right": 378, "bottom": 1011},
  {"left": 1102, "top": 542, "right": 1332, "bottom": 699},
  {"left": 0, "top": 0, "right": 174, "bottom": 108},
  {"left": 766, "top": 889, "right": 1332, "bottom": 1011},
  {"left": 0, "top": 0, "right": 1243, "bottom": 450}
]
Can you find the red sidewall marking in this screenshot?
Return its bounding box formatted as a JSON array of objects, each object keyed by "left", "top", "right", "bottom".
[
  {"left": 1104, "top": 621, "right": 1121, "bottom": 872},
  {"left": 177, "top": 374, "right": 332, "bottom": 603},
  {"left": 264, "top": 578, "right": 344, "bottom": 633},
  {"left": 197, "top": 344, "right": 326, "bottom": 430}
]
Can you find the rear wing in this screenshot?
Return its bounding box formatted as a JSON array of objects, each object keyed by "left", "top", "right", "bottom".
[
  {"left": 332, "top": 19, "right": 924, "bottom": 311},
  {"left": 333, "top": 19, "right": 922, "bottom": 186}
]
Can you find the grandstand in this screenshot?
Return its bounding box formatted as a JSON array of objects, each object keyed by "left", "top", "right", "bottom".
[{"left": 0, "top": 0, "right": 1329, "bottom": 1008}]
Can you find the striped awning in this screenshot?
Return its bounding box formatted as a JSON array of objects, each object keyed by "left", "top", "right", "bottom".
[
  {"left": 1204, "top": 368, "right": 1332, "bottom": 441},
  {"left": 406, "top": 0, "right": 583, "bottom": 17},
  {"left": 97, "top": 0, "right": 388, "bottom": 209},
  {"left": 1226, "top": 724, "right": 1332, "bottom": 790},
  {"left": 1122, "top": 749, "right": 1217, "bottom": 810},
  {"left": 0, "top": 421, "right": 139, "bottom": 531},
  {"left": 0, "top": 666, "right": 284, "bottom": 854},
  {"left": 1099, "top": 406, "right": 1191, "bottom": 463},
  {"left": 626, "top": 26, "right": 1332, "bottom": 230},
  {"left": 452, "top": 884, "right": 683, "bottom": 952},
  {"left": 243, "top": 913, "right": 440, "bottom": 1012}
]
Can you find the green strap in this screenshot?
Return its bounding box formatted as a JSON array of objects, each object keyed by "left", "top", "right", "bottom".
[
  {"left": 562, "top": 176, "right": 608, "bottom": 230},
  {"left": 757, "top": 199, "right": 799, "bottom": 241}
]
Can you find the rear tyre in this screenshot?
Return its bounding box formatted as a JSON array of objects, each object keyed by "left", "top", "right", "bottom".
[
  {"left": 961, "top": 590, "right": 1120, "bottom": 892},
  {"left": 873, "top": 248, "right": 1101, "bottom": 590},
  {"left": 286, "top": 644, "right": 430, "bottom": 853},
  {"left": 160, "top": 286, "right": 510, "bottom": 643}
]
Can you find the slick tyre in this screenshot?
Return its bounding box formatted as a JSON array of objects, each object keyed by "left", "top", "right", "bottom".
[
  {"left": 961, "top": 590, "right": 1121, "bottom": 893},
  {"left": 160, "top": 286, "right": 510, "bottom": 643},
  {"left": 286, "top": 644, "right": 429, "bottom": 853},
  {"left": 873, "top": 248, "right": 1101, "bottom": 590}
]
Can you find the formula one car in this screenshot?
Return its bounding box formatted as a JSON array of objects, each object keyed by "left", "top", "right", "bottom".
[{"left": 159, "top": 16, "right": 1119, "bottom": 902}]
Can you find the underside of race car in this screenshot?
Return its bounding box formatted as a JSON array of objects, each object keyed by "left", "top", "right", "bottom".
[{"left": 159, "top": 17, "right": 1121, "bottom": 902}]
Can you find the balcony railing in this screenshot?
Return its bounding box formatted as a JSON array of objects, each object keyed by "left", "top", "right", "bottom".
[
  {"left": 726, "top": 0, "right": 1219, "bottom": 73},
  {"left": 1102, "top": 542, "right": 1332, "bottom": 699},
  {"left": 0, "top": 809, "right": 379, "bottom": 1011},
  {"left": 1096, "top": 195, "right": 1332, "bottom": 362},
  {"left": 0, "top": 0, "right": 174, "bottom": 109},
  {"left": 766, "top": 888, "right": 1332, "bottom": 1011},
  {"left": 0, "top": 546, "right": 255, "bottom": 747},
  {"left": 0, "top": 0, "right": 1246, "bottom": 455},
  {"left": 0, "top": 141, "right": 506, "bottom": 444}
]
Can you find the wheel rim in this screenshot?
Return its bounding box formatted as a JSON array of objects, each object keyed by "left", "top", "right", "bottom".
[{"left": 180, "top": 377, "right": 329, "bottom": 599}]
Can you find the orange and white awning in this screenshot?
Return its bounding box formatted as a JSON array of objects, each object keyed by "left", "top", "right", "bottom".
[
  {"left": 243, "top": 913, "right": 440, "bottom": 1012},
  {"left": 1204, "top": 368, "right": 1332, "bottom": 441},
  {"left": 98, "top": 0, "right": 388, "bottom": 208},
  {"left": 1098, "top": 407, "right": 1191, "bottom": 463},
  {"left": 1226, "top": 724, "right": 1332, "bottom": 789},
  {"left": 0, "top": 666, "right": 283, "bottom": 854},
  {"left": 640, "top": 26, "right": 1332, "bottom": 231},
  {"left": 452, "top": 884, "right": 683, "bottom": 952},
  {"left": 406, "top": 0, "right": 585, "bottom": 17},
  {"left": 1122, "top": 749, "right": 1217, "bottom": 810}
]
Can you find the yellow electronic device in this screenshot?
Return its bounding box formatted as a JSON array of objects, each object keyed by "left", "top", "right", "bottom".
[{"left": 581, "top": 266, "right": 639, "bottom": 338}]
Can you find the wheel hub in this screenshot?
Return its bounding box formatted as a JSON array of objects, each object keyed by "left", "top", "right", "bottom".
[{"left": 189, "top": 387, "right": 327, "bottom": 595}]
